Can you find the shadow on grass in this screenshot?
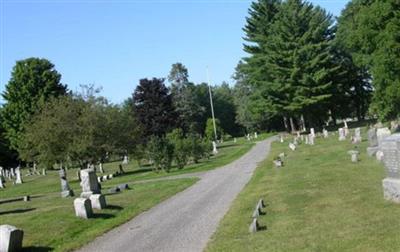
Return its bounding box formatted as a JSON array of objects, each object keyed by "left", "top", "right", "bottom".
[
  {"left": 258, "top": 225, "right": 268, "bottom": 231},
  {"left": 217, "top": 143, "right": 238, "bottom": 149},
  {"left": 22, "top": 246, "right": 53, "bottom": 252},
  {"left": 105, "top": 205, "right": 123, "bottom": 210},
  {"left": 93, "top": 213, "right": 115, "bottom": 219},
  {"left": 0, "top": 208, "right": 36, "bottom": 215}
]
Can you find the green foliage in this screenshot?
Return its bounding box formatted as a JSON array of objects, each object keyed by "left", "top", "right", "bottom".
[
  {"left": 166, "top": 129, "right": 190, "bottom": 169},
  {"left": 205, "top": 118, "right": 223, "bottom": 141},
  {"left": 133, "top": 78, "right": 176, "bottom": 138},
  {"left": 187, "top": 134, "right": 210, "bottom": 163},
  {"left": 336, "top": 0, "right": 400, "bottom": 120},
  {"left": 1, "top": 58, "right": 67, "bottom": 150},
  {"left": 146, "top": 136, "right": 174, "bottom": 172}
]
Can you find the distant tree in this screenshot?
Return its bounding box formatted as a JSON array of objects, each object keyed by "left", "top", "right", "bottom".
[
  {"left": 1, "top": 58, "right": 67, "bottom": 150},
  {"left": 0, "top": 111, "right": 18, "bottom": 167},
  {"left": 146, "top": 136, "right": 174, "bottom": 172},
  {"left": 168, "top": 63, "right": 205, "bottom": 133},
  {"left": 132, "top": 78, "right": 176, "bottom": 138},
  {"left": 204, "top": 118, "right": 223, "bottom": 141},
  {"left": 166, "top": 128, "right": 190, "bottom": 169}
]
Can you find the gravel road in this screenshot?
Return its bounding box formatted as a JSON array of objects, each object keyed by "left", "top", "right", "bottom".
[{"left": 77, "top": 137, "right": 275, "bottom": 252}]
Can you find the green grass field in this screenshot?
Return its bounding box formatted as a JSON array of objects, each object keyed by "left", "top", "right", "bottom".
[
  {"left": 0, "top": 135, "right": 268, "bottom": 251},
  {"left": 206, "top": 129, "right": 400, "bottom": 252}
]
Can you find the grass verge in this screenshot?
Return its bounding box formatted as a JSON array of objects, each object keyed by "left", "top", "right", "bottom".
[{"left": 206, "top": 129, "right": 400, "bottom": 252}]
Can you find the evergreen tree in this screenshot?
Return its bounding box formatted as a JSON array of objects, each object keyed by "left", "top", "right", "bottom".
[{"left": 1, "top": 58, "right": 67, "bottom": 150}]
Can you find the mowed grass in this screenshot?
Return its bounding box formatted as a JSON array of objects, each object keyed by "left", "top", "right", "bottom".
[
  {"left": 206, "top": 129, "right": 400, "bottom": 252},
  {"left": 0, "top": 135, "right": 268, "bottom": 251}
]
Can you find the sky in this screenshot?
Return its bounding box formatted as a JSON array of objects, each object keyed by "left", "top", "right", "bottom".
[{"left": 0, "top": 0, "right": 349, "bottom": 104}]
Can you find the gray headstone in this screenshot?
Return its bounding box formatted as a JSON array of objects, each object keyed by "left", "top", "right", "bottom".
[
  {"left": 0, "top": 225, "right": 24, "bottom": 252},
  {"left": 377, "top": 127, "right": 391, "bottom": 146},
  {"left": 289, "top": 143, "right": 296, "bottom": 151},
  {"left": 59, "top": 168, "right": 74, "bottom": 198},
  {"left": 74, "top": 198, "right": 93, "bottom": 219},
  {"left": 108, "top": 187, "right": 120, "bottom": 194},
  {"left": 80, "top": 169, "right": 101, "bottom": 198},
  {"left": 89, "top": 194, "right": 107, "bottom": 210},
  {"left": 381, "top": 134, "right": 400, "bottom": 202},
  {"left": 15, "top": 167, "right": 22, "bottom": 184},
  {"left": 117, "top": 183, "right": 129, "bottom": 191},
  {"left": 338, "top": 128, "right": 346, "bottom": 141}
]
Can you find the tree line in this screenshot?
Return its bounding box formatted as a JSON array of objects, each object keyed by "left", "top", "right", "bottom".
[{"left": 0, "top": 59, "right": 239, "bottom": 169}]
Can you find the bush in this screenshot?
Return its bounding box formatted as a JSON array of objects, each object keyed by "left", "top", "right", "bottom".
[
  {"left": 167, "top": 129, "right": 190, "bottom": 169},
  {"left": 146, "top": 136, "right": 174, "bottom": 172}
]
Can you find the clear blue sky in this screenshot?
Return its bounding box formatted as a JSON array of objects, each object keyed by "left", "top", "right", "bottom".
[{"left": 0, "top": 0, "right": 349, "bottom": 104}]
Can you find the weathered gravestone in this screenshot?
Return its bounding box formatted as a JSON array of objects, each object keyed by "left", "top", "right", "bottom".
[
  {"left": 234, "top": 138, "right": 237, "bottom": 143},
  {"left": 42, "top": 168, "right": 46, "bottom": 176},
  {"left": 310, "top": 128, "right": 315, "bottom": 137},
  {"left": 0, "top": 175, "right": 4, "bottom": 189},
  {"left": 366, "top": 128, "right": 379, "bottom": 156},
  {"left": 99, "top": 162, "right": 105, "bottom": 173},
  {"left": 309, "top": 134, "right": 315, "bottom": 145},
  {"left": 80, "top": 169, "right": 101, "bottom": 198},
  {"left": 212, "top": 141, "right": 218, "bottom": 155},
  {"left": 249, "top": 218, "right": 259, "bottom": 233},
  {"left": 305, "top": 135, "right": 309, "bottom": 145},
  {"left": 89, "top": 194, "right": 107, "bottom": 210},
  {"left": 348, "top": 150, "right": 359, "bottom": 163},
  {"left": 323, "top": 129, "right": 329, "bottom": 138},
  {"left": 254, "top": 132, "right": 258, "bottom": 139},
  {"left": 122, "top": 155, "right": 129, "bottom": 165},
  {"left": 381, "top": 134, "right": 400, "bottom": 203},
  {"left": 289, "top": 143, "right": 296, "bottom": 151},
  {"left": 353, "top": 128, "right": 362, "bottom": 143},
  {"left": 59, "top": 168, "right": 74, "bottom": 197},
  {"left": 280, "top": 135, "right": 284, "bottom": 143},
  {"left": 0, "top": 225, "right": 24, "bottom": 252},
  {"left": 74, "top": 198, "right": 93, "bottom": 219},
  {"left": 338, "top": 128, "right": 346, "bottom": 141},
  {"left": 15, "top": 166, "right": 23, "bottom": 184}
]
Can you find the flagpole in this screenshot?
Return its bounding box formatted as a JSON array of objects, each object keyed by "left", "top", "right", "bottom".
[{"left": 206, "top": 67, "right": 218, "bottom": 141}]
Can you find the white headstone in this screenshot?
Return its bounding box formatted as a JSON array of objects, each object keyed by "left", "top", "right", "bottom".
[
  {"left": 212, "top": 141, "right": 218, "bottom": 154},
  {"left": 15, "top": 166, "right": 23, "bottom": 184},
  {"left": 0, "top": 225, "right": 24, "bottom": 252},
  {"left": 338, "top": 128, "right": 346, "bottom": 141},
  {"left": 310, "top": 128, "right": 315, "bottom": 137},
  {"left": 122, "top": 155, "right": 129, "bottom": 164},
  {"left": 249, "top": 218, "right": 258, "bottom": 233},
  {"left": 74, "top": 198, "right": 93, "bottom": 219},
  {"left": 89, "top": 194, "right": 107, "bottom": 210},
  {"left": 289, "top": 143, "right": 296, "bottom": 151},
  {"left": 280, "top": 136, "right": 284, "bottom": 143},
  {"left": 309, "top": 134, "right": 315, "bottom": 145},
  {"left": 254, "top": 132, "right": 258, "bottom": 139},
  {"left": 323, "top": 129, "right": 329, "bottom": 138},
  {"left": 234, "top": 138, "right": 237, "bottom": 143},
  {"left": 80, "top": 169, "right": 101, "bottom": 198}
]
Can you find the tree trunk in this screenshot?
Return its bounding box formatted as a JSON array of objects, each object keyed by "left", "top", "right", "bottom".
[
  {"left": 289, "top": 117, "right": 296, "bottom": 133},
  {"left": 283, "top": 116, "right": 289, "bottom": 132}
]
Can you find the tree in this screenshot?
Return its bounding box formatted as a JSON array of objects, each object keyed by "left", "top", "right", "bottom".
[
  {"left": 166, "top": 129, "right": 190, "bottom": 169},
  {"left": 336, "top": 0, "right": 400, "bottom": 120},
  {"left": 204, "top": 118, "right": 223, "bottom": 141},
  {"left": 133, "top": 78, "right": 176, "bottom": 138},
  {"left": 1, "top": 58, "right": 67, "bottom": 150},
  {"left": 168, "top": 63, "right": 205, "bottom": 133}
]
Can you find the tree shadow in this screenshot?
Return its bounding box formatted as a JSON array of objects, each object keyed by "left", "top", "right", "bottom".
[
  {"left": 105, "top": 205, "right": 123, "bottom": 210},
  {"left": 93, "top": 213, "right": 115, "bottom": 219},
  {"left": 22, "top": 246, "right": 53, "bottom": 252},
  {"left": 217, "top": 143, "right": 237, "bottom": 149},
  {"left": 258, "top": 225, "right": 268, "bottom": 231},
  {"left": 0, "top": 208, "right": 36, "bottom": 215},
  {"left": 121, "top": 168, "right": 153, "bottom": 176}
]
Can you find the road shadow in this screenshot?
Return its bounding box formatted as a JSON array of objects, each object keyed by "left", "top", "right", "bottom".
[
  {"left": 0, "top": 208, "right": 36, "bottom": 215},
  {"left": 22, "top": 246, "right": 53, "bottom": 252}
]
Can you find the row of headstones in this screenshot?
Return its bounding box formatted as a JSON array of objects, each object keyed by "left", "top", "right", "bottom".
[
  {"left": 338, "top": 126, "right": 362, "bottom": 143},
  {"left": 0, "top": 166, "right": 24, "bottom": 189},
  {"left": 246, "top": 132, "right": 258, "bottom": 141},
  {"left": 249, "top": 199, "right": 265, "bottom": 233}
]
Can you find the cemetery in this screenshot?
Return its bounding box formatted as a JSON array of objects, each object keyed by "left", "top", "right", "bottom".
[
  {"left": 0, "top": 137, "right": 261, "bottom": 251},
  {"left": 2, "top": 0, "right": 400, "bottom": 251}
]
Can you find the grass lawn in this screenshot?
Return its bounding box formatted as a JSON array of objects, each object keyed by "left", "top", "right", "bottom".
[
  {"left": 206, "top": 128, "right": 400, "bottom": 252},
  {"left": 0, "top": 135, "right": 270, "bottom": 251}
]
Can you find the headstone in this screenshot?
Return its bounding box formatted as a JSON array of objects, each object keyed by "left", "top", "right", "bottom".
[
  {"left": 309, "top": 134, "right": 314, "bottom": 145},
  {"left": 280, "top": 136, "right": 284, "bottom": 143},
  {"left": 367, "top": 128, "right": 379, "bottom": 156},
  {"left": 108, "top": 187, "right": 120, "bottom": 194},
  {"left": 97, "top": 177, "right": 102, "bottom": 183},
  {"left": 249, "top": 218, "right": 259, "bottom": 233},
  {"left": 381, "top": 134, "right": 400, "bottom": 202},
  {"left": 252, "top": 207, "right": 260, "bottom": 218},
  {"left": 278, "top": 152, "right": 285, "bottom": 159},
  {"left": 0, "top": 225, "right": 24, "bottom": 252},
  {"left": 80, "top": 169, "right": 101, "bottom": 198},
  {"left": 59, "top": 168, "right": 74, "bottom": 197},
  {"left": 353, "top": 127, "right": 362, "bottom": 143},
  {"left": 323, "top": 129, "right": 329, "bottom": 138},
  {"left": 0, "top": 176, "right": 4, "bottom": 189},
  {"left": 102, "top": 175, "right": 108, "bottom": 181},
  {"left": 73, "top": 198, "right": 93, "bottom": 219},
  {"left": 391, "top": 121, "right": 400, "bottom": 132},
  {"left": 23, "top": 195, "right": 30, "bottom": 201},
  {"left": 246, "top": 134, "right": 251, "bottom": 141},
  {"left": 273, "top": 159, "right": 283, "bottom": 168},
  {"left": 122, "top": 155, "right": 129, "bottom": 165},
  {"left": 254, "top": 132, "right": 258, "bottom": 139},
  {"left": 99, "top": 162, "right": 105, "bottom": 174},
  {"left": 289, "top": 143, "right": 296, "bottom": 151},
  {"left": 212, "top": 141, "right": 218, "bottom": 155},
  {"left": 257, "top": 199, "right": 265, "bottom": 208},
  {"left": 296, "top": 131, "right": 301, "bottom": 138},
  {"left": 305, "top": 136, "right": 309, "bottom": 145},
  {"left": 117, "top": 183, "right": 129, "bottom": 191},
  {"left": 15, "top": 166, "right": 23, "bottom": 184},
  {"left": 377, "top": 127, "right": 391, "bottom": 146},
  {"left": 89, "top": 194, "right": 107, "bottom": 209},
  {"left": 348, "top": 150, "right": 359, "bottom": 163},
  {"left": 310, "top": 128, "right": 315, "bottom": 137},
  {"left": 107, "top": 174, "right": 113, "bottom": 179},
  {"left": 233, "top": 138, "right": 237, "bottom": 143},
  {"left": 338, "top": 128, "right": 346, "bottom": 141},
  {"left": 10, "top": 168, "right": 15, "bottom": 178},
  {"left": 42, "top": 169, "right": 46, "bottom": 176},
  {"left": 293, "top": 137, "right": 298, "bottom": 145}
]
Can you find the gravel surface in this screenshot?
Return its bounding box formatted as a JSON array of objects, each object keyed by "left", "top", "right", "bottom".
[{"left": 77, "top": 137, "right": 275, "bottom": 252}]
